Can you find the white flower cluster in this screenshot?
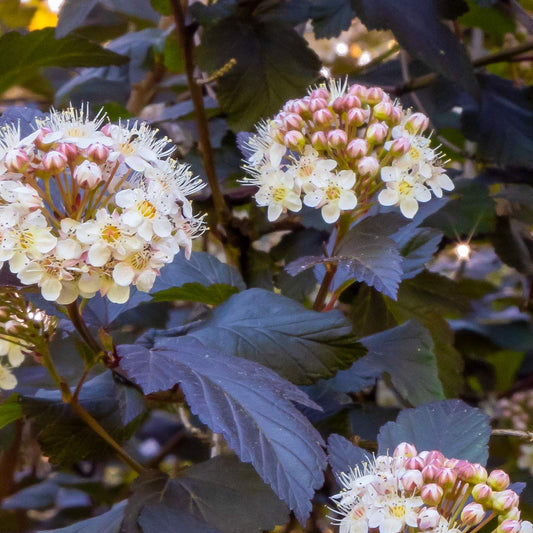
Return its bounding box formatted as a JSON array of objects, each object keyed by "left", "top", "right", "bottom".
[
  {"left": 0, "top": 106, "right": 205, "bottom": 304},
  {"left": 331, "top": 443, "right": 532, "bottom": 533},
  {"left": 243, "top": 80, "right": 453, "bottom": 222}
]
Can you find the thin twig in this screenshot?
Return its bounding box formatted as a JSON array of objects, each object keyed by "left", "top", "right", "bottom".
[
  {"left": 169, "top": 0, "right": 231, "bottom": 232},
  {"left": 492, "top": 428, "right": 533, "bottom": 441},
  {"left": 66, "top": 302, "right": 102, "bottom": 355},
  {"left": 389, "top": 40, "right": 533, "bottom": 96}
]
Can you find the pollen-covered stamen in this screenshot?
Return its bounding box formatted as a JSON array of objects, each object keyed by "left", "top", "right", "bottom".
[
  {"left": 136, "top": 199, "right": 157, "bottom": 219},
  {"left": 100, "top": 224, "right": 121, "bottom": 243}
]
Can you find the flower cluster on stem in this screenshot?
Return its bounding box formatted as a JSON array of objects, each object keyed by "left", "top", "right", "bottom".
[
  {"left": 242, "top": 80, "right": 453, "bottom": 223},
  {"left": 0, "top": 287, "right": 57, "bottom": 390},
  {"left": 0, "top": 105, "right": 205, "bottom": 304},
  {"left": 331, "top": 442, "right": 532, "bottom": 533}
]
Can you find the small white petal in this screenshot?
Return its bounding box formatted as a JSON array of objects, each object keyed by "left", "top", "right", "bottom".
[
  {"left": 267, "top": 203, "right": 283, "bottom": 221},
  {"left": 400, "top": 197, "right": 419, "bottom": 218},
  {"left": 113, "top": 262, "right": 135, "bottom": 286},
  {"left": 339, "top": 190, "right": 357, "bottom": 210},
  {"left": 378, "top": 188, "right": 399, "bottom": 206},
  {"left": 322, "top": 202, "right": 340, "bottom": 223}
]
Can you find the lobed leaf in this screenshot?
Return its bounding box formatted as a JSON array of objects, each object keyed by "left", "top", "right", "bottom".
[
  {"left": 125, "top": 456, "right": 288, "bottom": 533},
  {"left": 117, "top": 336, "right": 327, "bottom": 523},
  {"left": 0, "top": 394, "right": 22, "bottom": 429},
  {"left": 327, "top": 434, "right": 373, "bottom": 479},
  {"left": 0, "top": 28, "right": 128, "bottom": 95},
  {"left": 185, "top": 288, "right": 365, "bottom": 385},
  {"left": 377, "top": 399, "right": 491, "bottom": 464},
  {"left": 330, "top": 320, "right": 445, "bottom": 406}
]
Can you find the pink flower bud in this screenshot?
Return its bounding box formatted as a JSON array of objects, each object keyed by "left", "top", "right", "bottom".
[
  {"left": 401, "top": 469, "right": 423, "bottom": 492},
  {"left": 309, "top": 97, "right": 329, "bottom": 113},
  {"left": 390, "top": 107, "right": 403, "bottom": 125},
  {"left": 284, "top": 130, "right": 305, "bottom": 150},
  {"left": 56, "top": 143, "right": 79, "bottom": 163},
  {"left": 42, "top": 150, "right": 68, "bottom": 173},
  {"left": 418, "top": 507, "right": 441, "bottom": 530},
  {"left": 344, "top": 94, "right": 361, "bottom": 109},
  {"left": 327, "top": 129, "right": 347, "bottom": 148},
  {"left": 373, "top": 102, "right": 393, "bottom": 121},
  {"left": 502, "top": 508, "right": 521, "bottom": 522},
  {"left": 424, "top": 451, "right": 445, "bottom": 466},
  {"left": 293, "top": 99, "right": 310, "bottom": 118},
  {"left": 406, "top": 112, "right": 430, "bottom": 134},
  {"left": 367, "top": 87, "right": 384, "bottom": 105},
  {"left": 4, "top": 149, "right": 29, "bottom": 173},
  {"left": 472, "top": 483, "right": 493, "bottom": 504},
  {"left": 332, "top": 97, "right": 345, "bottom": 114},
  {"left": 357, "top": 156, "right": 379, "bottom": 177},
  {"left": 311, "top": 131, "right": 327, "bottom": 151},
  {"left": 284, "top": 113, "right": 304, "bottom": 131},
  {"left": 73, "top": 160, "right": 103, "bottom": 189},
  {"left": 366, "top": 123, "right": 388, "bottom": 144},
  {"left": 405, "top": 456, "right": 425, "bottom": 470},
  {"left": 492, "top": 490, "right": 520, "bottom": 513},
  {"left": 313, "top": 108, "right": 334, "bottom": 127},
  {"left": 34, "top": 127, "right": 53, "bottom": 151},
  {"left": 389, "top": 137, "right": 411, "bottom": 156},
  {"left": 421, "top": 483, "right": 444, "bottom": 506},
  {"left": 422, "top": 464, "right": 441, "bottom": 483},
  {"left": 498, "top": 520, "right": 522, "bottom": 533},
  {"left": 458, "top": 463, "right": 487, "bottom": 484},
  {"left": 349, "top": 84, "right": 368, "bottom": 102},
  {"left": 488, "top": 470, "right": 510, "bottom": 491},
  {"left": 461, "top": 503, "right": 486, "bottom": 525},
  {"left": 309, "top": 88, "right": 329, "bottom": 100},
  {"left": 100, "top": 123, "right": 113, "bottom": 137},
  {"left": 87, "top": 143, "right": 110, "bottom": 164},
  {"left": 437, "top": 468, "right": 457, "bottom": 490},
  {"left": 347, "top": 139, "right": 368, "bottom": 159},
  {"left": 346, "top": 108, "right": 366, "bottom": 127},
  {"left": 283, "top": 99, "right": 297, "bottom": 113}
]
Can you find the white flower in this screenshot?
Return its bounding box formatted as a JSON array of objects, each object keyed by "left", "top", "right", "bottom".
[
  {"left": 112, "top": 245, "right": 167, "bottom": 292},
  {"left": 378, "top": 166, "right": 431, "bottom": 219},
  {"left": 0, "top": 211, "right": 57, "bottom": 273},
  {"left": 41, "top": 105, "right": 112, "bottom": 148},
  {"left": 0, "top": 336, "right": 26, "bottom": 367},
  {"left": 367, "top": 494, "right": 422, "bottom": 533},
  {"left": 0, "top": 365, "right": 17, "bottom": 390},
  {"left": 246, "top": 120, "right": 286, "bottom": 168},
  {"left": 107, "top": 122, "right": 174, "bottom": 172},
  {"left": 303, "top": 170, "right": 357, "bottom": 223},
  {"left": 253, "top": 168, "right": 302, "bottom": 221},
  {"left": 115, "top": 189, "right": 172, "bottom": 240},
  {"left": 289, "top": 146, "right": 337, "bottom": 189},
  {"left": 76, "top": 209, "right": 142, "bottom": 267},
  {"left": 424, "top": 167, "right": 454, "bottom": 198}
]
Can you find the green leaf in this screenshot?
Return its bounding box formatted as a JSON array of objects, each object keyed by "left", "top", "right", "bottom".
[
  {"left": 117, "top": 337, "right": 326, "bottom": 523},
  {"left": 163, "top": 33, "right": 184, "bottom": 73},
  {"left": 195, "top": 16, "right": 320, "bottom": 130},
  {"left": 36, "top": 501, "right": 126, "bottom": 533},
  {"left": 331, "top": 320, "right": 445, "bottom": 406},
  {"left": 151, "top": 283, "right": 239, "bottom": 305},
  {"left": 126, "top": 456, "right": 288, "bottom": 533},
  {"left": 398, "top": 227, "right": 443, "bottom": 280},
  {"left": 351, "top": 0, "right": 478, "bottom": 94},
  {"left": 0, "top": 28, "right": 128, "bottom": 96},
  {"left": 0, "top": 394, "right": 22, "bottom": 429},
  {"left": 56, "top": 0, "right": 100, "bottom": 38},
  {"left": 151, "top": 251, "right": 246, "bottom": 298},
  {"left": 20, "top": 373, "right": 145, "bottom": 465},
  {"left": 186, "top": 288, "right": 365, "bottom": 385},
  {"left": 377, "top": 399, "right": 491, "bottom": 464},
  {"left": 459, "top": 0, "right": 514, "bottom": 42},
  {"left": 310, "top": 0, "right": 354, "bottom": 38},
  {"left": 151, "top": 0, "right": 172, "bottom": 16}
]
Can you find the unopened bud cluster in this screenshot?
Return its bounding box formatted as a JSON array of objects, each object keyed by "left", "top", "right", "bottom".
[
  {"left": 495, "top": 391, "right": 533, "bottom": 476},
  {"left": 242, "top": 80, "right": 453, "bottom": 223},
  {"left": 331, "top": 442, "right": 532, "bottom": 533},
  {"left": 0, "top": 288, "right": 57, "bottom": 390},
  {"left": 0, "top": 105, "right": 205, "bottom": 304}
]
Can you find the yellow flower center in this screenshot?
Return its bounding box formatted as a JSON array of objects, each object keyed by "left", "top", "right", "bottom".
[
  {"left": 391, "top": 505, "right": 406, "bottom": 519},
  {"left": 19, "top": 231, "right": 35, "bottom": 250},
  {"left": 398, "top": 181, "right": 412, "bottom": 195},
  {"left": 326, "top": 185, "right": 341, "bottom": 201},
  {"left": 129, "top": 247, "right": 151, "bottom": 270},
  {"left": 101, "top": 224, "right": 121, "bottom": 243},
  {"left": 137, "top": 200, "right": 156, "bottom": 219},
  {"left": 409, "top": 147, "right": 420, "bottom": 159},
  {"left": 272, "top": 187, "right": 287, "bottom": 202}
]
